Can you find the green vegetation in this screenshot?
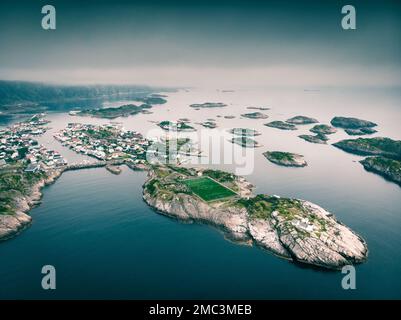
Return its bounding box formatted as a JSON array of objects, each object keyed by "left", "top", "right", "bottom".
[
  {"left": 166, "top": 165, "right": 197, "bottom": 177},
  {"left": 86, "top": 128, "right": 113, "bottom": 139},
  {"left": 145, "top": 178, "right": 159, "bottom": 197},
  {"left": 266, "top": 151, "right": 294, "bottom": 162},
  {"left": 0, "top": 80, "right": 172, "bottom": 120},
  {"left": 230, "top": 136, "right": 259, "bottom": 148},
  {"left": 236, "top": 195, "right": 274, "bottom": 219},
  {"left": 183, "top": 177, "right": 237, "bottom": 202},
  {"left": 202, "top": 169, "right": 239, "bottom": 191},
  {"left": 333, "top": 137, "right": 401, "bottom": 159},
  {"left": 0, "top": 81, "right": 156, "bottom": 106},
  {"left": 333, "top": 137, "right": 401, "bottom": 186},
  {"left": 202, "top": 169, "right": 235, "bottom": 183},
  {"left": 237, "top": 195, "right": 303, "bottom": 220},
  {"left": 190, "top": 102, "right": 226, "bottom": 108},
  {"left": 298, "top": 133, "right": 328, "bottom": 144},
  {"left": 344, "top": 128, "right": 377, "bottom": 136},
  {"left": 135, "top": 96, "right": 167, "bottom": 105},
  {"left": 310, "top": 124, "right": 337, "bottom": 135},
  {"left": 263, "top": 151, "right": 307, "bottom": 167},
  {"left": 241, "top": 112, "right": 269, "bottom": 119},
  {"left": 360, "top": 156, "right": 401, "bottom": 185},
  {"left": 158, "top": 121, "right": 195, "bottom": 132},
  {"left": 77, "top": 104, "right": 151, "bottom": 119},
  {"left": 0, "top": 167, "right": 46, "bottom": 215},
  {"left": 236, "top": 195, "right": 327, "bottom": 232},
  {"left": 264, "top": 121, "right": 297, "bottom": 131},
  {"left": 286, "top": 116, "right": 318, "bottom": 124},
  {"left": 330, "top": 116, "right": 377, "bottom": 129},
  {"left": 229, "top": 128, "right": 260, "bottom": 136}
]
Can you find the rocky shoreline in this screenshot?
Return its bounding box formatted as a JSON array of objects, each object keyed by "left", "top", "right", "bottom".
[
  {"left": 1, "top": 161, "right": 369, "bottom": 270},
  {"left": 142, "top": 166, "right": 368, "bottom": 270},
  {"left": 333, "top": 137, "right": 401, "bottom": 159},
  {"left": 263, "top": 151, "right": 307, "bottom": 167},
  {"left": 360, "top": 156, "right": 401, "bottom": 186},
  {"left": 0, "top": 160, "right": 145, "bottom": 242},
  {"left": 0, "top": 169, "right": 62, "bottom": 241}
]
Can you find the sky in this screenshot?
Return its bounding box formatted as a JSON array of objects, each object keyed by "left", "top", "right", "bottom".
[{"left": 0, "top": 0, "right": 400, "bottom": 87}]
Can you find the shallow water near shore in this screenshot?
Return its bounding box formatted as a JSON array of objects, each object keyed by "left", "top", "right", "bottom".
[{"left": 0, "top": 87, "right": 400, "bottom": 299}]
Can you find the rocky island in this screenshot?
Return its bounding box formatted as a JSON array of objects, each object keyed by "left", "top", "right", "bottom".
[
  {"left": 0, "top": 165, "right": 62, "bottom": 241},
  {"left": 286, "top": 116, "right": 318, "bottom": 125},
  {"left": 333, "top": 137, "right": 401, "bottom": 159},
  {"left": 158, "top": 121, "right": 196, "bottom": 132},
  {"left": 135, "top": 96, "right": 167, "bottom": 105},
  {"left": 246, "top": 107, "right": 270, "bottom": 111},
  {"left": 75, "top": 103, "right": 152, "bottom": 119},
  {"left": 198, "top": 121, "right": 217, "bottom": 129},
  {"left": 344, "top": 128, "right": 377, "bottom": 136},
  {"left": 241, "top": 112, "right": 269, "bottom": 119},
  {"left": 360, "top": 157, "right": 401, "bottom": 186},
  {"left": 299, "top": 133, "right": 329, "bottom": 144},
  {"left": 331, "top": 116, "right": 377, "bottom": 129},
  {"left": 264, "top": 121, "right": 297, "bottom": 131},
  {"left": 229, "top": 128, "right": 261, "bottom": 136},
  {"left": 230, "top": 136, "right": 260, "bottom": 148},
  {"left": 263, "top": 151, "right": 307, "bottom": 167},
  {"left": 310, "top": 124, "right": 337, "bottom": 135},
  {"left": 143, "top": 165, "right": 368, "bottom": 269},
  {"left": 333, "top": 137, "right": 401, "bottom": 186},
  {"left": 190, "top": 102, "right": 227, "bottom": 109}
]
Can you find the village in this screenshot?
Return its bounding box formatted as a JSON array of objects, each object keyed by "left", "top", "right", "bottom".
[
  {"left": 53, "top": 122, "right": 150, "bottom": 163},
  {"left": 0, "top": 114, "right": 66, "bottom": 173}
]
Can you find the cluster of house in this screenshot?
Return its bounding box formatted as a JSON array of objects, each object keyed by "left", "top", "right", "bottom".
[
  {"left": 291, "top": 218, "right": 316, "bottom": 233},
  {"left": 54, "top": 123, "right": 150, "bottom": 162},
  {"left": 0, "top": 115, "right": 67, "bottom": 172},
  {"left": 271, "top": 208, "right": 316, "bottom": 233}
]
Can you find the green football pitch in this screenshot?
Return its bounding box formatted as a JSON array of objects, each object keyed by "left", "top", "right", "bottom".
[{"left": 183, "top": 176, "right": 237, "bottom": 202}]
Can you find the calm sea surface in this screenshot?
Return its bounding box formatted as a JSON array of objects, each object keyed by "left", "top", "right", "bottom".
[{"left": 0, "top": 87, "right": 400, "bottom": 299}]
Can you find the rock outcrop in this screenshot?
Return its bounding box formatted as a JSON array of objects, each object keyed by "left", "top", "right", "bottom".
[
  {"left": 241, "top": 112, "right": 269, "bottom": 119},
  {"left": 299, "top": 133, "right": 328, "bottom": 144},
  {"left": 331, "top": 116, "right": 377, "bottom": 129},
  {"left": 143, "top": 166, "right": 368, "bottom": 270},
  {"left": 263, "top": 151, "right": 307, "bottom": 167},
  {"left": 264, "top": 121, "right": 297, "bottom": 131},
  {"left": 310, "top": 124, "right": 337, "bottom": 135},
  {"left": 333, "top": 137, "right": 401, "bottom": 159},
  {"left": 0, "top": 169, "right": 62, "bottom": 241},
  {"left": 360, "top": 156, "right": 401, "bottom": 186},
  {"left": 286, "top": 116, "right": 318, "bottom": 125},
  {"left": 345, "top": 128, "right": 377, "bottom": 136}
]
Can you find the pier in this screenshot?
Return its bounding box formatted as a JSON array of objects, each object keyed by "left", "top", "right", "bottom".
[{"left": 62, "top": 159, "right": 146, "bottom": 172}]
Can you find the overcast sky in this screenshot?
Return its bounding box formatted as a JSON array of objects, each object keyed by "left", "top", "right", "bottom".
[{"left": 0, "top": 0, "right": 400, "bottom": 87}]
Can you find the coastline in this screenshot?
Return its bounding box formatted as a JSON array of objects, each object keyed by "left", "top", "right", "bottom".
[
  {"left": 142, "top": 166, "right": 368, "bottom": 270},
  {"left": 1, "top": 157, "right": 368, "bottom": 271},
  {"left": 0, "top": 161, "right": 147, "bottom": 242},
  {"left": 0, "top": 169, "right": 62, "bottom": 241}
]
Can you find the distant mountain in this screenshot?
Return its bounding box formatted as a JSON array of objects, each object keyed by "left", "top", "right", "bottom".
[{"left": 0, "top": 80, "right": 175, "bottom": 121}]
